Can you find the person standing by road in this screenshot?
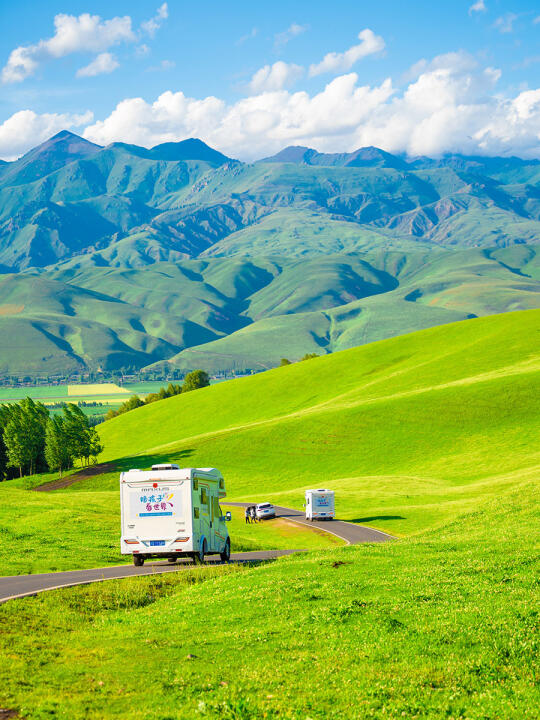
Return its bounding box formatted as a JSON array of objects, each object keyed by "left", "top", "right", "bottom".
[{"left": 245, "top": 506, "right": 251, "bottom": 524}]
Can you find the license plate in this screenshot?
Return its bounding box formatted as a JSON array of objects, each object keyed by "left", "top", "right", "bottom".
[{"left": 150, "top": 540, "right": 165, "bottom": 547}]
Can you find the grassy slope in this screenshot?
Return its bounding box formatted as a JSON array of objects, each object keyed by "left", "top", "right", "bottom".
[
  {"left": 155, "top": 245, "right": 540, "bottom": 371},
  {"left": 1, "top": 246, "right": 538, "bottom": 374},
  {"left": 0, "top": 477, "right": 537, "bottom": 719},
  {"left": 97, "top": 310, "right": 540, "bottom": 537}
]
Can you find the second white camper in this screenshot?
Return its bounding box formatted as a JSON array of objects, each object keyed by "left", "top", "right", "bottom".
[{"left": 304, "top": 488, "right": 335, "bottom": 521}]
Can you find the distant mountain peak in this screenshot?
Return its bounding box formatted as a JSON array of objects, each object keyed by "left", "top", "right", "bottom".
[
  {"left": 0, "top": 130, "right": 103, "bottom": 188},
  {"left": 258, "top": 144, "right": 407, "bottom": 169},
  {"left": 148, "top": 138, "right": 232, "bottom": 164}
]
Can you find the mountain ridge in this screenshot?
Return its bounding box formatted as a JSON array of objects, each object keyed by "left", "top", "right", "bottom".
[{"left": 0, "top": 132, "right": 539, "bottom": 375}]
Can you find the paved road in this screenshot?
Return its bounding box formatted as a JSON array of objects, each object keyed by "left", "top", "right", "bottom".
[
  {"left": 0, "top": 550, "right": 300, "bottom": 604},
  {"left": 225, "top": 502, "right": 393, "bottom": 545},
  {"left": 0, "top": 505, "right": 393, "bottom": 604}
]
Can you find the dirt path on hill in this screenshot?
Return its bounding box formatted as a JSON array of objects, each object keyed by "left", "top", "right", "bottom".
[{"left": 34, "top": 463, "right": 116, "bottom": 492}]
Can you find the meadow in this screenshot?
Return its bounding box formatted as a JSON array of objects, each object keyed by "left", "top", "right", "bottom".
[
  {"left": 0, "top": 310, "right": 537, "bottom": 718},
  {"left": 0, "top": 475, "right": 537, "bottom": 719}
]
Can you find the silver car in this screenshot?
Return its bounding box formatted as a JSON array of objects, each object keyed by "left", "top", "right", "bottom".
[{"left": 255, "top": 502, "right": 276, "bottom": 519}]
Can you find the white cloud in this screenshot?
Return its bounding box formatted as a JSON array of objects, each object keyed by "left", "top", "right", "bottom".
[
  {"left": 469, "top": 1, "right": 486, "bottom": 14},
  {"left": 141, "top": 3, "right": 169, "bottom": 38},
  {"left": 136, "top": 44, "right": 151, "bottom": 57},
  {"left": 309, "top": 29, "right": 385, "bottom": 77},
  {"left": 2, "top": 12, "right": 135, "bottom": 83},
  {"left": 494, "top": 13, "right": 517, "bottom": 33},
  {"left": 3, "top": 51, "right": 540, "bottom": 163},
  {"left": 249, "top": 61, "right": 304, "bottom": 94},
  {"left": 0, "top": 110, "right": 93, "bottom": 160},
  {"left": 533, "top": 16, "right": 540, "bottom": 25},
  {"left": 274, "top": 23, "right": 308, "bottom": 49},
  {"left": 76, "top": 52, "right": 119, "bottom": 78},
  {"left": 79, "top": 52, "right": 540, "bottom": 162}
]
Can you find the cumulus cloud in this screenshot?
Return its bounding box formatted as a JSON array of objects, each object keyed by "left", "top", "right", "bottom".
[
  {"left": 141, "top": 3, "right": 169, "bottom": 38},
  {"left": 76, "top": 52, "right": 119, "bottom": 78},
  {"left": 0, "top": 110, "right": 93, "bottom": 160},
  {"left": 249, "top": 61, "right": 304, "bottom": 93},
  {"left": 274, "top": 23, "right": 308, "bottom": 49},
  {"left": 3, "top": 51, "right": 540, "bottom": 162},
  {"left": 2, "top": 12, "right": 134, "bottom": 83},
  {"left": 309, "top": 29, "right": 385, "bottom": 76},
  {"left": 469, "top": 1, "right": 486, "bottom": 14},
  {"left": 78, "top": 52, "right": 540, "bottom": 161}
]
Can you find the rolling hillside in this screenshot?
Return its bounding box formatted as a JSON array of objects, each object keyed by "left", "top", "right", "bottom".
[
  {"left": 95, "top": 310, "right": 540, "bottom": 536},
  {"left": 0, "top": 245, "right": 537, "bottom": 374}
]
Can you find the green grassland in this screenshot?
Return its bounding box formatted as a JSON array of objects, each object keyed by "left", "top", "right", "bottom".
[
  {"left": 0, "top": 476, "right": 537, "bottom": 719},
  {"left": 96, "top": 310, "right": 540, "bottom": 537},
  {"left": 0, "top": 310, "right": 538, "bottom": 718}
]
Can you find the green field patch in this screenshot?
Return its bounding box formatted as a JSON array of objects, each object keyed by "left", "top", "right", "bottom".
[{"left": 0, "top": 481, "right": 537, "bottom": 719}]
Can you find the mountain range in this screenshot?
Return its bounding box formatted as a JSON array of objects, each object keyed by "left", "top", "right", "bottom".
[{"left": 0, "top": 130, "right": 538, "bottom": 375}]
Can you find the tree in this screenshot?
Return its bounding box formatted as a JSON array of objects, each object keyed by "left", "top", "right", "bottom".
[
  {"left": 2, "top": 399, "right": 49, "bottom": 477},
  {"left": 89, "top": 428, "right": 104, "bottom": 465},
  {"left": 280, "top": 358, "right": 291, "bottom": 366},
  {"left": 62, "top": 404, "right": 93, "bottom": 467},
  {"left": 182, "top": 370, "right": 210, "bottom": 393},
  {"left": 45, "top": 415, "right": 73, "bottom": 478},
  {"left": 301, "top": 353, "right": 319, "bottom": 361}
]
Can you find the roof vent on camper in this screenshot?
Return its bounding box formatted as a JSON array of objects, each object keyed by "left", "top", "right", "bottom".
[{"left": 151, "top": 464, "right": 180, "bottom": 471}]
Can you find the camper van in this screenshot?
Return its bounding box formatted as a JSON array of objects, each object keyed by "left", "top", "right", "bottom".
[
  {"left": 304, "top": 488, "right": 335, "bottom": 521},
  {"left": 120, "top": 464, "right": 231, "bottom": 566}
]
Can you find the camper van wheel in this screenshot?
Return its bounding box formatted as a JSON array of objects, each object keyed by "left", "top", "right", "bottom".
[
  {"left": 167, "top": 557, "right": 177, "bottom": 563},
  {"left": 194, "top": 539, "right": 207, "bottom": 564},
  {"left": 220, "top": 538, "right": 231, "bottom": 563},
  {"left": 133, "top": 555, "right": 144, "bottom": 567}
]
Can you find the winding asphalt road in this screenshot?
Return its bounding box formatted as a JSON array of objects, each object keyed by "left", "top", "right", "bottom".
[{"left": 0, "top": 505, "right": 393, "bottom": 604}]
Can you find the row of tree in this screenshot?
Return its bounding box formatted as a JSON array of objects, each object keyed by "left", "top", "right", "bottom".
[
  {"left": 104, "top": 370, "right": 210, "bottom": 421},
  {"left": 0, "top": 399, "right": 103, "bottom": 480}
]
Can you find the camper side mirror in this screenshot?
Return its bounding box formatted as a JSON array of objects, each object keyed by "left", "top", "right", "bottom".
[{"left": 225, "top": 511, "right": 232, "bottom": 522}]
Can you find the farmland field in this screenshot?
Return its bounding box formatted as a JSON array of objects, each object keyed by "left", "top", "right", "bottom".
[{"left": 0, "top": 381, "right": 170, "bottom": 415}]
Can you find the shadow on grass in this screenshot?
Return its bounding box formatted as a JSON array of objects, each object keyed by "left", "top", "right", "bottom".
[{"left": 114, "top": 448, "right": 196, "bottom": 473}]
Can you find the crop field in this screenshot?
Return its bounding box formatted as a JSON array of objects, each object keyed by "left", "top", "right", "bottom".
[{"left": 0, "top": 381, "right": 171, "bottom": 416}]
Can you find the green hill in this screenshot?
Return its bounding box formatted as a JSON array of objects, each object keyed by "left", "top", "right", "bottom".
[
  {"left": 0, "top": 311, "right": 538, "bottom": 718},
  {"left": 97, "top": 310, "right": 540, "bottom": 536},
  {"left": 0, "top": 246, "right": 536, "bottom": 375}
]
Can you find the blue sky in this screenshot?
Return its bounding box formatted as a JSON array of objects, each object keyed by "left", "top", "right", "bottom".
[{"left": 0, "top": 0, "right": 539, "bottom": 160}]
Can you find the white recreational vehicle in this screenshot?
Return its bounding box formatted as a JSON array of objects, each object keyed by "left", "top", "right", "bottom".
[
  {"left": 304, "top": 488, "right": 335, "bottom": 521},
  {"left": 120, "top": 464, "right": 231, "bottom": 566}
]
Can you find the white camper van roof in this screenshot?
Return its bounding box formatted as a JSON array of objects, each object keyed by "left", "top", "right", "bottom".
[{"left": 306, "top": 488, "right": 334, "bottom": 494}]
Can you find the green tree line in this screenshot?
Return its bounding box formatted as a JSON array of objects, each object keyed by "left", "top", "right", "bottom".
[
  {"left": 105, "top": 370, "right": 210, "bottom": 421},
  {"left": 0, "top": 399, "right": 103, "bottom": 481}
]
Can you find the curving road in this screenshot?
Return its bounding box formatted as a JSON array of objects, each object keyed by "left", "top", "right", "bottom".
[
  {"left": 224, "top": 503, "right": 393, "bottom": 545},
  {"left": 0, "top": 505, "right": 393, "bottom": 604}
]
